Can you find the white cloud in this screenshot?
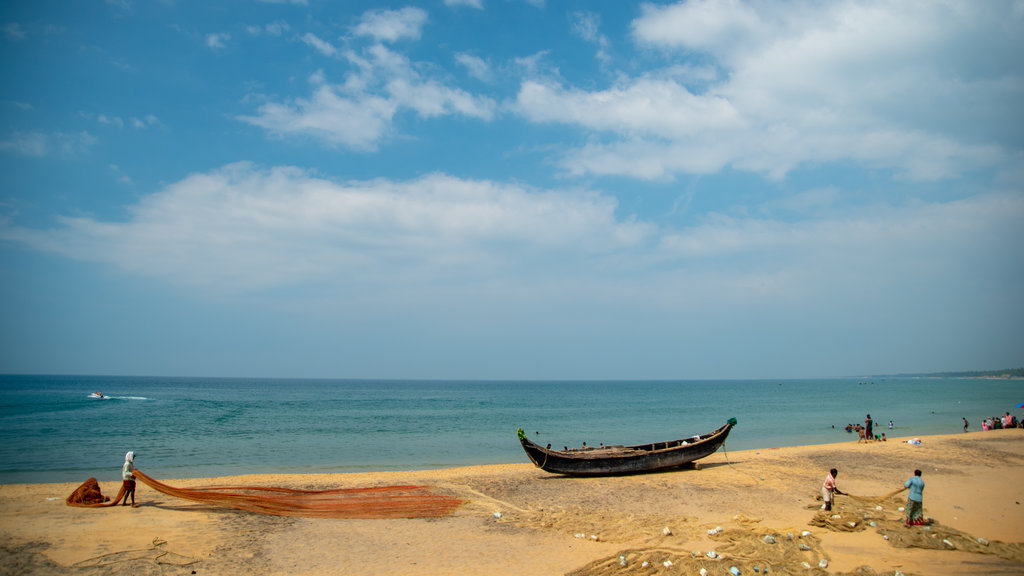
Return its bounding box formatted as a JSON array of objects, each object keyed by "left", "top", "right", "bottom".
[
  {"left": 0, "top": 131, "right": 96, "bottom": 157},
  {"left": 248, "top": 21, "right": 291, "bottom": 36},
  {"left": 2, "top": 164, "right": 1020, "bottom": 330},
  {"left": 512, "top": 50, "right": 552, "bottom": 77},
  {"left": 97, "top": 114, "right": 125, "bottom": 129},
  {"left": 632, "top": 0, "right": 766, "bottom": 57},
  {"left": 240, "top": 44, "right": 496, "bottom": 149},
  {"left": 265, "top": 21, "right": 289, "bottom": 36},
  {"left": 455, "top": 53, "right": 491, "bottom": 82},
  {"left": 130, "top": 114, "right": 160, "bottom": 129},
  {"left": 241, "top": 84, "right": 395, "bottom": 150},
  {"left": 570, "top": 11, "right": 610, "bottom": 64},
  {"left": 0, "top": 131, "right": 48, "bottom": 156},
  {"left": 84, "top": 112, "right": 159, "bottom": 131},
  {"left": 354, "top": 7, "right": 427, "bottom": 43},
  {"left": 109, "top": 164, "right": 133, "bottom": 185},
  {"left": 301, "top": 32, "right": 337, "bottom": 57},
  {"left": 3, "top": 22, "right": 27, "bottom": 41},
  {"left": 205, "top": 32, "right": 230, "bottom": 49},
  {"left": 445, "top": 0, "right": 483, "bottom": 9},
  {"left": 558, "top": 139, "right": 734, "bottom": 180},
  {"left": 515, "top": 78, "right": 742, "bottom": 139},
  {"left": 0, "top": 163, "right": 652, "bottom": 292},
  {"left": 516, "top": 1, "right": 1024, "bottom": 182}
]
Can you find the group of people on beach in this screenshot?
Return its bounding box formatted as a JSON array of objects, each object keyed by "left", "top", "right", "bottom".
[
  {"left": 843, "top": 413, "right": 890, "bottom": 442},
  {"left": 978, "top": 412, "right": 1021, "bottom": 431},
  {"left": 821, "top": 468, "right": 926, "bottom": 526}
]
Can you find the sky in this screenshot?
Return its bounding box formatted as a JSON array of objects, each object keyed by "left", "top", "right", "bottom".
[{"left": 1, "top": 0, "right": 1022, "bottom": 380}]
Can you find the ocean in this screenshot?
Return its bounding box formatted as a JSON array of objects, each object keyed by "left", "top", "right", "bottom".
[{"left": 1, "top": 375, "right": 1019, "bottom": 484}]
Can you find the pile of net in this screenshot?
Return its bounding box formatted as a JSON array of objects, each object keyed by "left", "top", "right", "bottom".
[
  {"left": 66, "top": 478, "right": 120, "bottom": 507},
  {"left": 877, "top": 521, "right": 1024, "bottom": 562},
  {"left": 67, "top": 470, "right": 463, "bottom": 519}
]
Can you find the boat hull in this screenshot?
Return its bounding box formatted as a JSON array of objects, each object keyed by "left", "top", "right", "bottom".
[{"left": 518, "top": 419, "right": 735, "bottom": 476}]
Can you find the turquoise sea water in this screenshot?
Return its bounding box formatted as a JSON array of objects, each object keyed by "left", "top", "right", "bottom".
[{"left": 1, "top": 375, "right": 1020, "bottom": 484}]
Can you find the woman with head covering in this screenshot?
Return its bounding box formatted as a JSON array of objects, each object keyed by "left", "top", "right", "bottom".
[{"left": 121, "top": 451, "right": 137, "bottom": 507}]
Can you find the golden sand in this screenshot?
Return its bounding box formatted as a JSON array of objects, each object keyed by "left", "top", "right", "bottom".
[{"left": 1, "top": 430, "right": 1022, "bottom": 575}]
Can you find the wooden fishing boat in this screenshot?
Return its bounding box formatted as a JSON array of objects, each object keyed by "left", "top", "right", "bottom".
[{"left": 517, "top": 418, "right": 737, "bottom": 476}]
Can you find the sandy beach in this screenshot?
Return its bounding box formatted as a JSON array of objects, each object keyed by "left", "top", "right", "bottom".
[{"left": 2, "top": 430, "right": 1022, "bottom": 575}]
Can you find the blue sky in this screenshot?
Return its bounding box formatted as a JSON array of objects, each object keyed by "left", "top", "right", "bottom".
[{"left": 1, "top": 0, "right": 1021, "bottom": 379}]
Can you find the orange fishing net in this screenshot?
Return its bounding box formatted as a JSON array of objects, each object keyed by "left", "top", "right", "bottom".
[
  {"left": 65, "top": 477, "right": 116, "bottom": 506},
  {"left": 68, "top": 470, "right": 463, "bottom": 519}
]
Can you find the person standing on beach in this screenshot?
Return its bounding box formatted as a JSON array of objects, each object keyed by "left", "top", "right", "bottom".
[
  {"left": 865, "top": 415, "right": 873, "bottom": 442},
  {"left": 821, "top": 468, "right": 845, "bottom": 511},
  {"left": 963, "top": 417, "right": 969, "bottom": 433},
  {"left": 902, "top": 469, "right": 925, "bottom": 525},
  {"left": 121, "top": 451, "right": 137, "bottom": 507}
]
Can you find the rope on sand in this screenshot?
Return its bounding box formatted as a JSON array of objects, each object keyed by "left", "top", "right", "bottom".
[
  {"left": 71, "top": 538, "right": 200, "bottom": 568},
  {"left": 720, "top": 442, "right": 765, "bottom": 482},
  {"left": 846, "top": 487, "right": 905, "bottom": 502},
  {"left": 436, "top": 482, "right": 530, "bottom": 514}
]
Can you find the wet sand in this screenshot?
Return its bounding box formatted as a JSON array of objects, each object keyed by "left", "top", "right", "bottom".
[{"left": 1, "top": 430, "right": 1022, "bottom": 575}]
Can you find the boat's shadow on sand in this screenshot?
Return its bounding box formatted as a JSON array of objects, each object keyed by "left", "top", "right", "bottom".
[{"left": 535, "top": 460, "right": 735, "bottom": 479}]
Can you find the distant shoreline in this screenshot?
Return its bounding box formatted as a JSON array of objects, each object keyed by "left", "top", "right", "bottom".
[{"left": 872, "top": 369, "right": 1023, "bottom": 380}]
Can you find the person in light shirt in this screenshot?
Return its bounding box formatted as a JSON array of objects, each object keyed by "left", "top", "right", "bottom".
[
  {"left": 821, "top": 468, "right": 845, "bottom": 512},
  {"left": 121, "top": 451, "right": 137, "bottom": 507}
]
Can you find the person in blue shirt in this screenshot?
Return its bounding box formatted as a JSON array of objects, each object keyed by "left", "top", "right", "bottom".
[{"left": 902, "top": 469, "right": 925, "bottom": 525}]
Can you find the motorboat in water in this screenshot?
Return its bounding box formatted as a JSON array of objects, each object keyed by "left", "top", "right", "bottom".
[{"left": 88, "top": 392, "right": 106, "bottom": 399}]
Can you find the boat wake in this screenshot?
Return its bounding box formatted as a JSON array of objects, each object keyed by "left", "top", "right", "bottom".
[{"left": 86, "top": 395, "right": 148, "bottom": 401}]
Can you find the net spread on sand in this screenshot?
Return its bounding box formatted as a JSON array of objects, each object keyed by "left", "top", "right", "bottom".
[
  {"left": 67, "top": 469, "right": 463, "bottom": 519},
  {"left": 545, "top": 488, "right": 1024, "bottom": 576},
  {"left": 809, "top": 491, "right": 1024, "bottom": 564},
  {"left": 566, "top": 527, "right": 838, "bottom": 576}
]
